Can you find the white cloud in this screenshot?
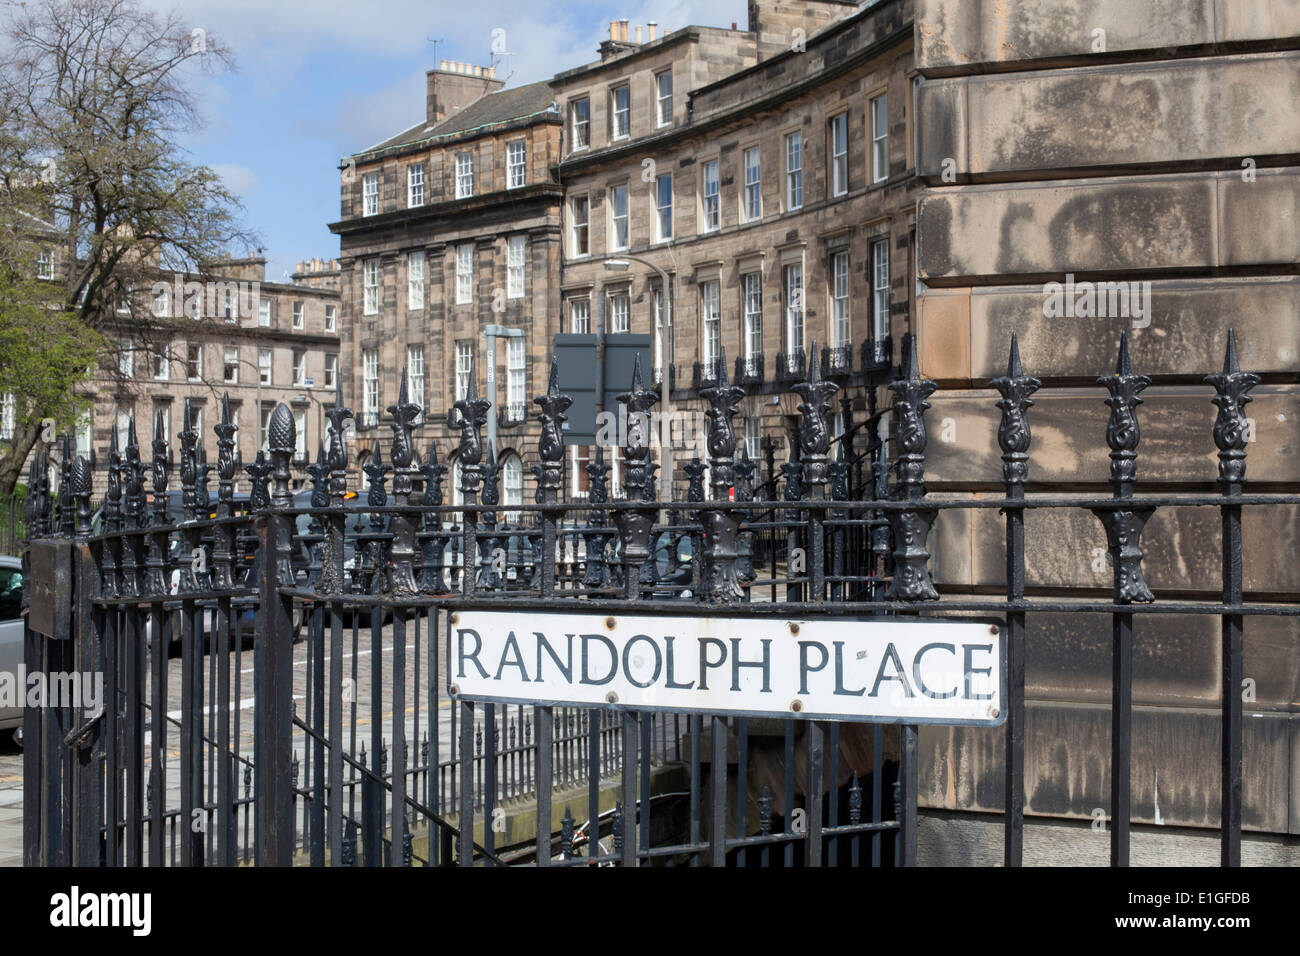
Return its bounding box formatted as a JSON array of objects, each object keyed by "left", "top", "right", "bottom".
[{"left": 212, "top": 162, "right": 259, "bottom": 197}]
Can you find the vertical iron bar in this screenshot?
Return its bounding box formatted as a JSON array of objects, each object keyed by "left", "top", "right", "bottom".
[
  {"left": 805, "top": 721, "right": 823, "bottom": 867},
  {"left": 180, "top": 596, "right": 198, "bottom": 866},
  {"left": 458, "top": 700, "right": 474, "bottom": 865},
  {"left": 900, "top": 724, "right": 918, "bottom": 867},
  {"left": 710, "top": 715, "right": 727, "bottom": 868},
  {"left": 991, "top": 335, "right": 1037, "bottom": 868},
  {"left": 622, "top": 712, "right": 637, "bottom": 866},
  {"left": 392, "top": 609, "right": 407, "bottom": 866}
]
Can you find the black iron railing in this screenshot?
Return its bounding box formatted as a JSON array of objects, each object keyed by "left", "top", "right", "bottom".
[{"left": 19, "top": 330, "right": 1291, "bottom": 871}]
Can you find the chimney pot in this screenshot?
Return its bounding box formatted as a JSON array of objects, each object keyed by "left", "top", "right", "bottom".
[
  {"left": 440, "top": 59, "right": 448, "bottom": 71},
  {"left": 619, "top": 18, "right": 628, "bottom": 42},
  {"left": 634, "top": 25, "right": 642, "bottom": 43},
  {"left": 647, "top": 21, "right": 657, "bottom": 40},
  {"left": 609, "top": 20, "right": 617, "bottom": 42}
]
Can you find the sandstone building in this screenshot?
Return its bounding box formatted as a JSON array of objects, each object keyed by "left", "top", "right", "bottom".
[
  {"left": 911, "top": 0, "right": 1299, "bottom": 864},
  {"left": 60, "top": 255, "right": 342, "bottom": 494}
]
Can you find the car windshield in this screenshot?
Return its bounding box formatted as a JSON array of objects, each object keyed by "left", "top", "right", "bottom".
[{"left": 0, "top": 564, "right": 22, "bottom": 621}]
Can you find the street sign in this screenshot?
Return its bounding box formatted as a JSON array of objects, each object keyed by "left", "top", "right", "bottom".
[
  {"left": 448, "top": 609, "right": 1005, "bottom": 725},
  {"left": 553, "top": 333, "right": 651, "bottom": 444}
]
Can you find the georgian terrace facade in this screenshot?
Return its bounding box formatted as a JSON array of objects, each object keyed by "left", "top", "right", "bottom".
[
  {"left": 331, "top": 69, "right": 565, "bottom": 509},
  {"left": 69, "top": 255, "right": 342, "bottom": 495},
  {"left": 552, "top": 1, "right": 918, "bottom": 495}
]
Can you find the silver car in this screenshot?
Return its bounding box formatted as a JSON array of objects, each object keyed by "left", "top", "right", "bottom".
[{"left": 0, "top": 555, "right": 23, "bottom": 746}]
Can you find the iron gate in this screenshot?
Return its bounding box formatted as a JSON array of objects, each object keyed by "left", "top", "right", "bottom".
[{"left": 18, "top": 329, "right": 1292, "bottom": 866}]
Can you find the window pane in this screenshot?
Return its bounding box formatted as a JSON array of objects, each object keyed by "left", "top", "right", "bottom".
[
  {"left": 871, "top": 94, "right": 888, "bottom": 183},
  {"left": 571, "top": 98, "right": 589, "bottom": 149},
  {"left": 507, "top": 140, "right": 526, "bottom": 188},
  {"left": 744, "top": 147, "right": 761, "bottom": 220},
  {"left": 408, "top": 250, "right": 425, "bottom": 310},
  {"left": 456, "top": 152, "right": 474, "bottom": 199},
  {"left": 612, "top": 85, "right": 630, "bottom": 138},
  {"left": 611, "top": 184, "right": 629, "bottom": 250},
  {"left": 831, "top": 114, "right": 848, "bottom": 195},
  {"left": 833, "top": 251, "right": 850, "bottom": 348},
  {"left": 570, "top": 298, "right": 589, "bottom": 334},
  {"left": 786, "top": 133, "right": 802, "bottom": 210},
  {"left": 702, "top": 161, "right": 719, "bottom": 232},
  {"left": 408, "top": 163, "right": 425, "bottom": 207},
  {"left": 656, "top": 174, "right": 673, "bottom": 240},
  {"left": 701, "top": 280, "right": 720, "bottom": 366},
  {"left": 656, "top": 71, "right": 672, "bottom": 126},
  {"left": 571, "top": 196, "right": 589, "bottom": 256},
  {"left": 507, "top": 235, "right": 526, "bottom": 298},
  {"left": 456, "top": 245, "right": 473, "bottom": 304},
  {"left": 743, "top": 273, "right": 762, "bottom": 373}
]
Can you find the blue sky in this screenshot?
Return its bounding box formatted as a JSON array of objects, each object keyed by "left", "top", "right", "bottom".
[{"left": 159, "top": 0, "right": 748, "bottom": 281}]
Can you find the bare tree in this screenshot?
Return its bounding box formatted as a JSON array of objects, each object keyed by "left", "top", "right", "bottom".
[{"left": 0, "top": 0, "right": 258, "bottom": 493}]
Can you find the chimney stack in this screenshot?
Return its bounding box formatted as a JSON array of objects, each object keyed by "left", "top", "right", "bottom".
[{"left": 426, "top": 58, "right": 504, "bottom": 126}]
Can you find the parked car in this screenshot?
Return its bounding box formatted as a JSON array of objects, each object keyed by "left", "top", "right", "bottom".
[{"left": 0, "top": 555, "right": 24, "bottom": 746}]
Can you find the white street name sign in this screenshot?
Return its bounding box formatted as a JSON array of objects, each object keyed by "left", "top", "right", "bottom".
[{"left": 448, "top": 610, "right": 1004, "bottom": 725}]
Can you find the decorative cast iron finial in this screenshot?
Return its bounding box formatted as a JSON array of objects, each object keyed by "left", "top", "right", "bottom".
[
  {"left": 419, "top": 443, "right": 450, "bottom": 593},
  {"left": 848, "top": 773, "right": 863, "bottom": 825},
  {"left": 793, "top": 340, "right": 839, "bottom": 489},
  {"left": 582, "top": 445, "right": 613, "bottom": 588},
  {"left": 481, "top": 447, "right": 501, "bottom": 508},
  {"left": 1090, "top": 334, "right": 1156, "bottom": 605},
  {"left": 684, "top": 457, "right": 706, "bottom": 503},
  {"left": 179, "top": 402, "right": 198, "bottom": 521},
  {"left": 389, "top": 366, "right": 420, "bottom": 472},
  {"left": 387, "top": 368, "right": 423, "bottom": 594},
  {"left": 267, "top": 402, "right": 295, "bottom": 508},
  {"left": 216, "top": 394, "right": 237, "bottom": 484},
  {"left": 700, "top": 345, "right": 744, "bottom": 464},
  {"left": 452, "top": 355, "right": 492, "bottom": 469},
  {"left": 245, "top": 451, "right": 272, "bottom": 511},
  {"left": 617, "top": 353, "right": 658, "bottom": 459},
  {"left": 71, "top": 454, "right": 92, "bottom": 536},
  {"left": 1205, "top": 329, "right": 1260, "bottom": 488},
  {"left": 614, "top": 353, "right": 660, "bottom": 598},
  {"left": 884, "top": 337, "right": 940, "bottom": 602},
  {"left": 829, "top": 441, "right": 849, "bottom": 503},
  {"left": 195, "top": 446, "right": 212, "bottom": 514},
  {"left": 1098, "top": 332, "right": 1150, "bottom": 492},
  {"left": 308, "top": 443, "right": 330, "bottom": 510},
  {"left": 889, "top": 334, "right": 937, "bottom": 499},
  {"left": 364, "top": 444, "right": 390, "bottom": 511},
  {"left": 124, "top": 416, "right": 143, "bottom": 524},
  {"left": 150, "top": 410, "right": 169, "bottom": 518},
  {"left": 326, "top": 376, "right": 353, "bottom": 489},
  {"left": 211, "top": 394, "right": 239, "bottom": 590},
  {"left": 534, "top": 356, "right": 572, "bottom": 503},
  {"left": 421, "top": 444, "right": 446, "bottom": 506},
  {"left": 697, "top": 345, "right": 746, "bottom": 602},
  {"left": 106, "top": 423, "right": 123, "bottom": 526},
  {"left": 990, "top": 333, "right": 1041, "bottom": 488}
]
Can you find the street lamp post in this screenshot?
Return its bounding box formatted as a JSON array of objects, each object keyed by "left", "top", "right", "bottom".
[
  {"left": 602, "top": 255, "right": 673, "bottom": 501},
  {"left": 482, "top": 324, "right": 524, "bottom": 460}
]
